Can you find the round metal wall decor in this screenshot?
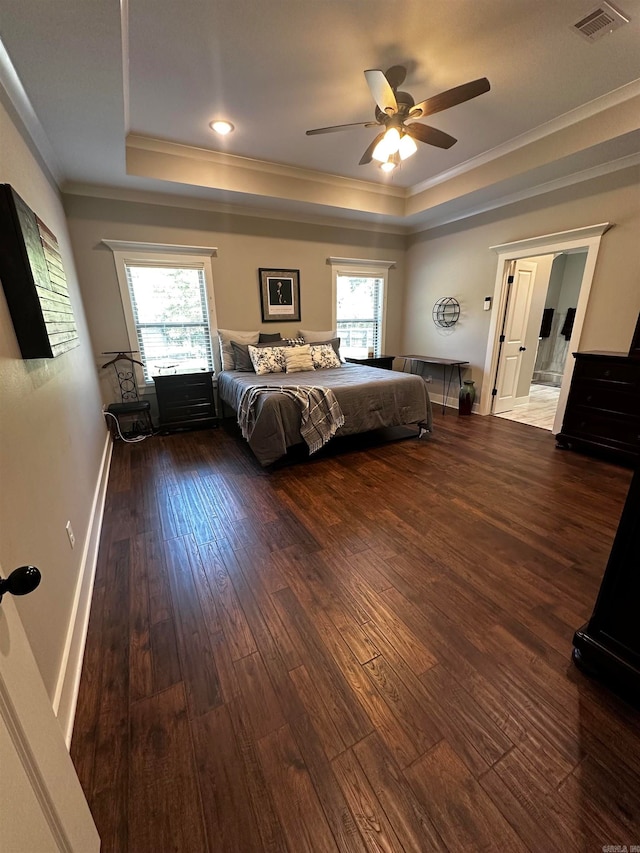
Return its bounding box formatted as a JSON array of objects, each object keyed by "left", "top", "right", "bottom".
[{"left": 432, "top": 297, "right": 460, "bottom": 328}]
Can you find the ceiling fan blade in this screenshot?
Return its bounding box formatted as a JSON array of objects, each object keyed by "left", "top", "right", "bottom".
[
  {"left": 410, "top": 77, "right": 491, "bottom": 119},
  {"left": 405, "top": 123, "right": 457, "bottom": 149},
  {"left": 306, "top": 121, "right": 377, "bottom": 136},
  {"left": 384, "top": 65, "right": 407, "bottom": 90},
  {"left": 359, "top": 132, "right": 386, "bottom": 165},
  {"left": 364, "top": 69, "right": 398, "bottom": 115}
]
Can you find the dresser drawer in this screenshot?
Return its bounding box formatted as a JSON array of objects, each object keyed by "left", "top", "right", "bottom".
[
  {"left": 573, "top": 357, "right": 640, "bottom": 388},
  {"left": 562, "top": 408, "right": 640, "bottom": 449},
  {"left": 568, "top": 380, "right": 639, "bottom": 417}
]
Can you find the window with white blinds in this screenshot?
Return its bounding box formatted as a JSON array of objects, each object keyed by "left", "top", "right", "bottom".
[
  {"left": 124, "top": 263, "right": 214, "bottom": 382},
  {"left": 335, "top": 274, "right": 385, "bottom": 358}
]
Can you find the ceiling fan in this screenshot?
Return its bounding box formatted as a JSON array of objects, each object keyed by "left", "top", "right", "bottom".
[{"left": 306, "top": 66, "right": 490, "bottom": 171}]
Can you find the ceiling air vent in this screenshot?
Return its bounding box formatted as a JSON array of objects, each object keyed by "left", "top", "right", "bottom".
[{"left": 573, "top": 2, "right": 630, "bottom": 41}]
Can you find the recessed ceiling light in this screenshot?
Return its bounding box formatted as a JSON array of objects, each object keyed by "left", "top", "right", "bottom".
[{"left": 209, "top": 120, "right": 234, "bottom": 135}]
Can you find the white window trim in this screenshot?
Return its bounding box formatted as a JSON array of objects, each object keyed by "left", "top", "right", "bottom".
[
  {"left": 328, "top": 257, "right": 395, "bottom": 357},
  {"left": 103, "top": 240, "right": 219, "bottom": 385}
]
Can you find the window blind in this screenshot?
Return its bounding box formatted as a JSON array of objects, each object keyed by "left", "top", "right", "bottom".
[
  {"left": 124, "top": 264, "right": 214, "bottom": 382},
  {"left": 336, "top": 275, "right": 384, "bottom": 357}
]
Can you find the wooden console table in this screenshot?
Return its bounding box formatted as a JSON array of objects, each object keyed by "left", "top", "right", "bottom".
[{"left": 399, "top": 355, "right": 469, "bottom": 414}]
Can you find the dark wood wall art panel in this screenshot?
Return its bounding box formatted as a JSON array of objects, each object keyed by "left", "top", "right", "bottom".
[{"left": 0, "top": 184, "right": 79, "bottom": 358}]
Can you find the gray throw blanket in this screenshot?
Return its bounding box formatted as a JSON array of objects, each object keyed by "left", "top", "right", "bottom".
[{"left": 238, "top": 384, "right": 345, "bottom": 455}]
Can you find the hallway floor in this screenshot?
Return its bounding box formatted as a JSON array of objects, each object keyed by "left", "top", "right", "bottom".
[{"left": 494, "top": 383, "right": 561, "bottom": 431}]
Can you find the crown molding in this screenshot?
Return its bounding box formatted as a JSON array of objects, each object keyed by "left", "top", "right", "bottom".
[
  {"left": 62, "top": 181, "right": 410, "bottom": 235},
  {"left": 409, "top": 78, "right": 640, "bottom": 198},
  {"left": 126, "top": 134, "right": 406, "bottom": 199},
  {"left": 0, "top": 37, "right": 62, "bottom": 184},
  {"left": 407, "top": 152, "right": 640, "bottom": 234}
]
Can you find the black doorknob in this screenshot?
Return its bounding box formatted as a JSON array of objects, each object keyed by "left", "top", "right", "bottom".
[
  {"left": 0, "top": 566, "right": 41, "bottom": 603},
  {"left": 519, "top": 346, "right": 527, "bottom": 352}
]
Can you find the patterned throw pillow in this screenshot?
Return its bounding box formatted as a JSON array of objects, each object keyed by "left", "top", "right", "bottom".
[
  {"left": 284, "top": 345, "right": 315, "bottom": 374},
  {"left": 282, "top": 337, "right": 305, "bottom": 347},
  {"left": 309, "top": 337, "right": 341, "bottom": 360},
  {"left": 310, "top": 343, "right": 341, "bottom": 369},
  {"left": 248, "top": 344, "right": 287, "bottom": 375}
]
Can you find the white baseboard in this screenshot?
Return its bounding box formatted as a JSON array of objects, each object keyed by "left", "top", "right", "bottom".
[{"left": 53, "top": 433, "right": 113, "bottom": 747}]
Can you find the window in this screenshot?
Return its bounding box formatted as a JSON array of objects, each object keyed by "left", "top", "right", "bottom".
[
  {"left": 104, "top": 242, "right": 218, "bottom": 384},
  {"left": 336, "top": 275, "right": 384, "bottom": 358},
  {"left": 329, "top": 258, "right": 394, "bottom": 359},
  {"left": 125, "top": 264, "right": 213, "bottom": 381}
]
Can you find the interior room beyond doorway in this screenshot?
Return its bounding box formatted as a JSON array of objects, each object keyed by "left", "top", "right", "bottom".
[{"left": 492, "top": 249, "right": 588, "bottom": 431}]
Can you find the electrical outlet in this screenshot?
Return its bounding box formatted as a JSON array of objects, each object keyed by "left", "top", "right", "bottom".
[{"left": 66, "top": 521, "right": 75, "bottom": 549}]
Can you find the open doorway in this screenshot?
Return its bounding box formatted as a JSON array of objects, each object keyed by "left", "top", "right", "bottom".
[
  {"left": 493, "top": 250, "right": 588, "bottom": 431},
  {"left": 481, "top": 223, "right": 611, "bottom": 434}
]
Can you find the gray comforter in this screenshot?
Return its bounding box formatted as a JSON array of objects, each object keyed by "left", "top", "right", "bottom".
[{"left": 218, "top": 362, "right": 432, "bottom": 466}]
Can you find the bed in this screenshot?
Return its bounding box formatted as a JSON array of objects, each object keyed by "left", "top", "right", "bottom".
[{"left": 218, "top": 361, "right": 432, "bottom": 466}]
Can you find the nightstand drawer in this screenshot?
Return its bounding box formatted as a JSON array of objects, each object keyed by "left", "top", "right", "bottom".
[{"left": 159, "top": 401, "right": 216, "bottom": 424}]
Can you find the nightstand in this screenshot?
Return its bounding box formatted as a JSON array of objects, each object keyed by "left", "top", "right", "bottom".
[
  {"left": 153, "top": 370, "right": 217, "bottom": 433},
  {"left": 345, "top": 355, "right": 395, "bottom": 370}
]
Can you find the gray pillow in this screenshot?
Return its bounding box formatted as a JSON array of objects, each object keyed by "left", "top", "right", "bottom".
[
  {"left": 231, "top": 339, "right": 285, "bottom": 371},
  {"left": 299, "top": 329, "right": 337, "bottom": 343},
  {"left": 259, "top": 332, "right": 282, "bottom": 343},
  {"left": 230, "top": 340, "right": 254, "bottom": 371}
]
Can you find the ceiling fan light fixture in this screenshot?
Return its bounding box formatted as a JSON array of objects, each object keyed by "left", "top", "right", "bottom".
[
  {"left": 372, "top": 137, "right": 390, "bottom": 162},
  {"left": 380, "top": 152, "right": 400, "bottom": 173},
  {"left": 398, "top": 132, "right": 417, "bottom": 160},
  {"left": 209, "top": 120, "right": 234, "bottom": 135},
  {"left": 372, "top": 127, "right": 401, "bottom": 162}
]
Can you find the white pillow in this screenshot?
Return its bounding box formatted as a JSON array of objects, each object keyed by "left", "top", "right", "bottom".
[
  {"left": 310, "top": 343, "right": 341, "bottom": 369},
  {"left": 218, "top": 329, "right": 259, "bottom": 371},
  {"left": 284, "top": 345, "right": 315, "bottom": 374},
  {"left": 299, "top": 329, "right": 337, "bottom": 343},
  {"left": 248, "top": 344, "right": 287, "bottom": 375}
]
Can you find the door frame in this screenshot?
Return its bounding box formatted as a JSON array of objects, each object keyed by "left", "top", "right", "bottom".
[
  {"left": 1, "top": 592, "right": 100, "bottom": 851},
  {"left": 481, "top": 223, "right": 611, "bottom": 433}
]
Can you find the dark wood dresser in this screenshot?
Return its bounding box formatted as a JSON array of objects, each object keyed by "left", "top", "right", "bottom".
[
  {"left": 573, "top": 467, "right": 640, "bottom": 700},
  {"left": 153, "top": 370, "right": 217, "bottom": 432},
  {"left": 556, "top": 352, "right": 640, "bottom": 466}
]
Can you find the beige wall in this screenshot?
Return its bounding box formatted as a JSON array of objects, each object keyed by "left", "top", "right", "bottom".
[
  {"left": 63, "top": 194, "right": 406, "bottom": 403},
  {"left": 403, "top": 166, "right": 640, "bottom": 405},
  {"left": 0, "top": 93, "right": 106, "bottom": 700}
]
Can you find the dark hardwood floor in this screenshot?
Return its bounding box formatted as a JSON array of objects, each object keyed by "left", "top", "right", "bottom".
[{"left": 70, "top": 411, "right": 640, "bottom": 852}]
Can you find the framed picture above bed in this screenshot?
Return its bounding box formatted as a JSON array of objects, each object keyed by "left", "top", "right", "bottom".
[{"left": 259, "top": 268, "right": 300, "bottom": 322}]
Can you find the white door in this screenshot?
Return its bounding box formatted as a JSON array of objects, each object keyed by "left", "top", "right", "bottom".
[
  {"left": 0, "top": 565, "right": 99, "bottom": 853},
  {"left": 493, "top": 260, "right": 538, "bottom": 414}
]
